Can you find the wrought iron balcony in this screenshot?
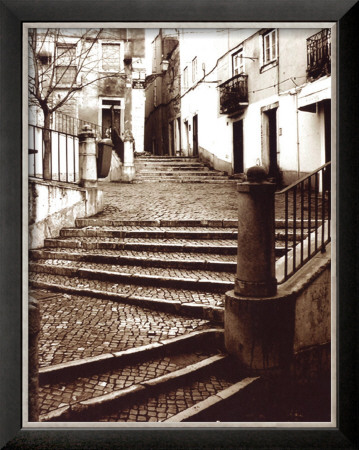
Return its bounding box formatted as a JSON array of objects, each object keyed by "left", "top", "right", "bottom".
[
  {"left": 219, "top": 74, "right": 248, "bottom": 115},
  {"left": 307, "top": 29, "right": 331, "bottom": 80}
]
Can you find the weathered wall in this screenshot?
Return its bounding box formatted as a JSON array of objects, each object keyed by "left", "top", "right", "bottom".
[
  {"left": 225, "top": 244, "right": 331, "bottom": 371},
  {"left": 29, "top": 179, "right": 103, "bottom": 249}
]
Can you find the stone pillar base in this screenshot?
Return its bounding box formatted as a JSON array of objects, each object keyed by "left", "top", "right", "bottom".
[
  {"left": 121, "top": 164, "right": 135, "bottom": 182},
  {"left": 234, "top": 277, "right": 277, "bottom": 297},
  {"left": 225, "top": 289, "right": 295, "bottom": 371}
]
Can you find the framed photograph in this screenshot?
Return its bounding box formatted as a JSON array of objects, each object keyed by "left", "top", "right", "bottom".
[{"left": 1, "top": 1, "right": 358, "bottom": 448}]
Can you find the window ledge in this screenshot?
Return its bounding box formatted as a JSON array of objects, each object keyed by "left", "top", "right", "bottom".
[{"left": 260, "top": 59, "right": 278, "bottom": 73}]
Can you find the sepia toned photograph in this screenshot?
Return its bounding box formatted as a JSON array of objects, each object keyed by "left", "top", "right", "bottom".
[{"left": 25, "top": 23, "right": 334, "bottom": 427}]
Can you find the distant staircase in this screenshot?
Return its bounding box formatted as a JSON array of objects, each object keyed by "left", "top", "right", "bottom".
[{"left": 134, "top": 155, "right": 236, "bottom": 183}]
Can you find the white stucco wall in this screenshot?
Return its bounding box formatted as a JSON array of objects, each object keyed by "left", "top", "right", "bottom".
[{"left": 29, "top": 180, "right": 103, "bottom": 249}]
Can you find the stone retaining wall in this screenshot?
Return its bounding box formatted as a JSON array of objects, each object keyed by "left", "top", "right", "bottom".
[{"left": 29, "top": 179, "right": 103, "bottom": 249}]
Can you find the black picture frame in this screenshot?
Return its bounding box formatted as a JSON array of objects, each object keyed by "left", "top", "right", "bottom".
[{"left": 1, "top": 0, "right": 358, "bottom": 448}]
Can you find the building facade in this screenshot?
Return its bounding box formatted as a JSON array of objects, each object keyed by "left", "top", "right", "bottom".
[
  {"left": 29, "top": 27, "right": 146, "bottom": 180},
  {"left": 145, "top": 27, "right": 332, "bottom": 185},
  {"left": 144, "top": 30, "right": 181, "bottom": 156}
]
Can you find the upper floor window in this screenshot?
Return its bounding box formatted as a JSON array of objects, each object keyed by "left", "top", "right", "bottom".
[
  {"left": 183, "top": 66, "right": 188, "bottom": 88},
  {"left": 55, "top": 43, "right": 77, "bottom": 86},
  {"left": 263, "top": 29, "right": 277, "bottom": 65},
  {"left": 232, "top": 49, "right": 245, "bottom": 76},
  {"left": 192, "top": 57, "right": 197, "bottom": 83},
  {"left": 101, "top": 43, "right": 121, "bottom": 72}
]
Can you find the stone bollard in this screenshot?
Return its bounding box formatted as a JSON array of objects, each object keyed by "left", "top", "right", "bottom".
[
  {"left": 122, "top": 130, "right": 135, "bottom": 182},
  {"left": 235, "top": 166, "right": 277, "bottom": 297},
  {"left": 225, "top": 167, "right": 295, "bottom": 371},
  {"left": 79, "top": 125, "right": 98, "bottom": 188},
  {"left": 28, "top": 297, "right": 40, "bottom": 421}
]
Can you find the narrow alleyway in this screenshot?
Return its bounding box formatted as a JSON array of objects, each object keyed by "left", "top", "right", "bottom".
[{"left": 29, "top": 158, "right": 325, "bottom": 423}]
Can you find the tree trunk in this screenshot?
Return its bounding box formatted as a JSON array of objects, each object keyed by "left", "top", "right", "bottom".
[{"left": 43, "top": 112, "right": 52, "bottom": 180}]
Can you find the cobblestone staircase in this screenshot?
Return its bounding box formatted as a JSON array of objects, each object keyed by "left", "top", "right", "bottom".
[
  {"left": 30, "top": 218, "right": 304, "bottom": 422},
  {"left": 134, "top": 155, "right": 236, "bottom": 183}
]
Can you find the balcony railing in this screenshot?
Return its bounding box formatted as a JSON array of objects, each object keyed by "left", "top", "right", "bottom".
[
  {"left": 219, "top": 74, "right": 248, "bottom": 115},
  {"left": 307, "top": 29, "right": 331, "bottom": 80}
]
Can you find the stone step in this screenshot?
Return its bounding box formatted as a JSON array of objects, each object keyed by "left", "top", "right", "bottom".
[
  {"left": 73, "top": 218, "right": 312, "bottom": 229},
  {"left": 75, "top": 219, "right": 239, "bottom": 228},
  {"left": 135, "top": 165, "right": 209, "bottom": 171},
  {"left": 38, "top": 329, "right": 224, "bottom": 421},
  {"left": 29, "top": 273, "right": 225, "bottom": 321},
  {"left": 132, "top": 178, "right": 237, "bottom": 184},
  {"left": 30, "top": 248, "right": 238, "bottom": 272},
  {"left": 50, "top": 356, "right": 260, "bottom": 422},
  {"left": 30, "top": 260, "right": 235, "bottom": 292},
  {"left": 136, "top": 170, "right": 224, "bottom": 176},
  {"left": 59, "top": 227, "right": 238, "bottom": 240},
  {"left": 135, "top": 156, "right": 199, "bottom": 162},
  {"left": 43, "top": 237, "right": 240, "bottom": 255},
  {"left": 136, "top": 170, "right": 213, "bottom": 175}
]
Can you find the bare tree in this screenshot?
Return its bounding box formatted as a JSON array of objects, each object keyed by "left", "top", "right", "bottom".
[{"left": 28, "top": 28, "right": 125, "bottom": 180}]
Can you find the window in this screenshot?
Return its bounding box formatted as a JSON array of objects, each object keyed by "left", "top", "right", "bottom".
[
  {"left": 55, "top": 66, "right": 77, "bottom": 85},
  {"left": 183, "top": 66, "right": 188, "bottom": 88},
  {"left": 56, "top": 44, "right": 76, "bottom": 65},
  {"left": 101, "top": 43, "right": 121, "bottom": 72},
  {"left": 192, "top": 57, "right": 197, "bottom": 83},
  {"left": 55, "top": 44, "right": 77, "bottom": 86},
  {"left": 263, "top": 29, "right": 277, "bottom": 65},
  {"left": 232, "top": 49, "right": 244, "bottom": 76}
]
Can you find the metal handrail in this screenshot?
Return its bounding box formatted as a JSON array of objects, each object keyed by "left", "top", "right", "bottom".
[
  {"left": 275, "top": 161, "right": 331, "bottom": 284},
  {"left": 28, "top": 124, "right": 79, "bottom": 183}
]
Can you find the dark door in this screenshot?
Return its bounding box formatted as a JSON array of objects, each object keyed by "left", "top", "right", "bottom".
[
  {"left": 323, "top": 99, "right": 331, "bottom": 191},
  {"left": 267, "top": 108, "right": 278, "bottom": 179},
  {"left": 233, "top": 120, "right": 244, "bottom": 173},
  {"left": 193, "top": 114, "right": 198, "bottom": 156},
  {"left": 168, "top": 121, "right": 174, "bottom": 156}
]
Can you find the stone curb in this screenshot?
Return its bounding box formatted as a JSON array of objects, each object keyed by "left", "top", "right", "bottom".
[
  {"left": 38, "top": 329, "right": 224, "bottom": 385},
  {"left": 163, "top": 376, "right": 261, "bottom": 423},
  {"left": 30, "top": 279, "right": 225, "bottom": 322},
  {"left": 40, "top": 353, "right": 228, "bottom": 422}
]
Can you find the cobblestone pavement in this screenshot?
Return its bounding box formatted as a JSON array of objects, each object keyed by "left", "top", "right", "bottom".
[
  {"left": 30, "top": 274, "right": 225, "bottom": 307},
  {"left": 96, "top": 182, "right": 239, "bottom": 221},
  {"left": 39, "top": 349, "right": 217, "bottom": 416},
  {"left": 100, "top": 373, "right": 234, "bottom": 422},
  {"left": 31, "top": 290, "right": 211, "bottom": 368},
  {"left": 96, "top": 181, "right": 327, "bottom": 222}
]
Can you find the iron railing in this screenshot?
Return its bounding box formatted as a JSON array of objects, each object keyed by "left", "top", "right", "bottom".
[
  {"left": 28, "top": 124, "right": 79, "bottom": 183},
  {"left": 275, "top": 162, "right": 331, "bottom": 283},
  {"left": 53, "top": 111, "right": 103, "bottom": 138},
  {"left": 307, "top": 29, "right": 331, "bottom": 80},
  {"left": 219, "top": 73, "right": 248, "bottom": 115}
]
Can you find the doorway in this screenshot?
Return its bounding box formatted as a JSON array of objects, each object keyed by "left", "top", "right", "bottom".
[
  {"left": 233, "top": 120, "right": 244, "bottom": 174},
  {"left": 192, "top": 114, "right": 198, "bottom": 157},
  {"left": 102, "top": 99, "right": 123, "bottom": 160}
]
